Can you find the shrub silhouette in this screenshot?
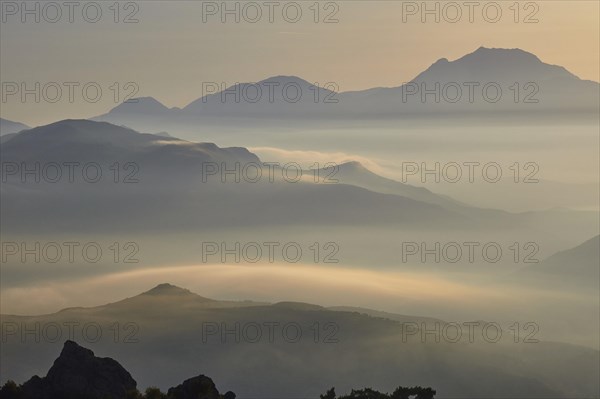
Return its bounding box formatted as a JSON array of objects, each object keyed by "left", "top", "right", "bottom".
[
  {"left": 321, "top": 387, "right": 336, "bottom": 399},
  {"left": 144, "top": 387, "right": 167, "bottom": 399},
  {"left": 0, "top": 381, "right": 23, "bottom": 399},
  {"left": 321, "top": 386, "right": 436, "bottom": 399}
]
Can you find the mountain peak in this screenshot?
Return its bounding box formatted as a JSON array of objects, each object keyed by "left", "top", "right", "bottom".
[
  {"left": 338, "top": 160, "right": 368, "bottom": 171},
  {"left": 61, "top": 339, "right": 93, "bottom": 357},
  {"left": 258, "top": 75, "right": 313, "bottom": 86},
  {"left": 410, "top": 46, "right": 578, "bottom": 84},
  {"left": 0, "top": 117, "right": 30, "bottom": 135},
  {"left": 134, "top": 96, "right": 160, "bottom": 102},
  {"left": 142, "top": 283, "right": 194, "bottom": 296},
  {"left": 127, "top": 96, "right": 166, "bottom": 106},
  {"left": 463, "top": 46, "right": 541, "bottom": 63},
  {"left": 107, "top": 96, "right": 170, "bottom": 115},
  {"left": 13, "top": 119, "right": 140, "bottom": 141}
]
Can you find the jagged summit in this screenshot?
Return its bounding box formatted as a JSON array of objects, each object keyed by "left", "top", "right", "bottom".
[{"left": 60, "top": 339, "right": 93, "bottom": 357}]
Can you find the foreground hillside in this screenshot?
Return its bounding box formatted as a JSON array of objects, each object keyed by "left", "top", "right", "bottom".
[
  {"left": 0, "top": 340, "right": 233, "bottom": 399},
  {"left": 0, "top": 340, "right": 437, "bottom": 399},
  {"left": 1, "top": 284, "right": 597, "bottom": 398}
]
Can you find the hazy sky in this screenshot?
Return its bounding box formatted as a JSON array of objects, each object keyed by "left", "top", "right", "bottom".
[{"left": 1, "top": 0, "right": 599, "bottom": 126}]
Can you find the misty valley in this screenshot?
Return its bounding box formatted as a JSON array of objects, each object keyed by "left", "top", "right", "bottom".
[{"left": 1, "top": 4, "right": 599, "bottom": 399}]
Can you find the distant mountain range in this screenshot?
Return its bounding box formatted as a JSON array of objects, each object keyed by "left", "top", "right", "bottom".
[
  {"left": 0, "top": 118, "right": 29, "bottom": 136},
  {"left": 92, "top": 47, "right": 600, "bottom": 131},
  {"left": 0, "top": 119, "right": 469, "bottom": 234},
  {"left": 0, "top": 119, "right": 258, "bottom": 170},
  {"left": 1, "top": 284, "right": 598, "bottom": 398},
  {"left": 523, "top": 235, "right": 600, "bottom": 287},
  {"left": 2, "top": 119, "right": 597, "bottom": 241},
  {"left": 3, "top": 48, "right": 598, "bottom": 134}
]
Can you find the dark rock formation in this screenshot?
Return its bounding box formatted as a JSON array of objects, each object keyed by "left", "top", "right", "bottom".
[
  {"left": 223, "top": 391, "right": 236, "bottom": 399},
  {"left": 20, "top": 340, "right": 137, "bottom": 399},
  {"left": 166, "top": 375, "right": 221, "bottom": 399},
  {"left": 0, "top": 340, "right": 233, "bottom": 399}
]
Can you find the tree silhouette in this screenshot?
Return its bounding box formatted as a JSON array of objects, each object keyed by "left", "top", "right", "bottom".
[
  {"left": 321, "top": 385, "right": 436, "bottom": 399},
  {"left": 320, "top": 387, "right": 336, "bottom": 399},
  {"left": 0, "top": 380, "right": 23, "bottom": 399},
  {"left": 144, "top": 387, "right": 167, "bottom": 399}
]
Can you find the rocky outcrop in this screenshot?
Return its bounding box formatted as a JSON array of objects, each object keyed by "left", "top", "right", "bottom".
[
  {"left": 0, "top": 340, "right": 234, "bottom": 399},
  {"left": 167, "top": 375, "right": 221, "bottom": 399},
  {"left": 20, "top": 340, "right": 137, "bottom": 399}
]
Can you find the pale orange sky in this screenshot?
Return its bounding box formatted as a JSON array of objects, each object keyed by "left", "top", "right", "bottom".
[{"left": 1, "top": 1, "right": 599, "bottom": 126}]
